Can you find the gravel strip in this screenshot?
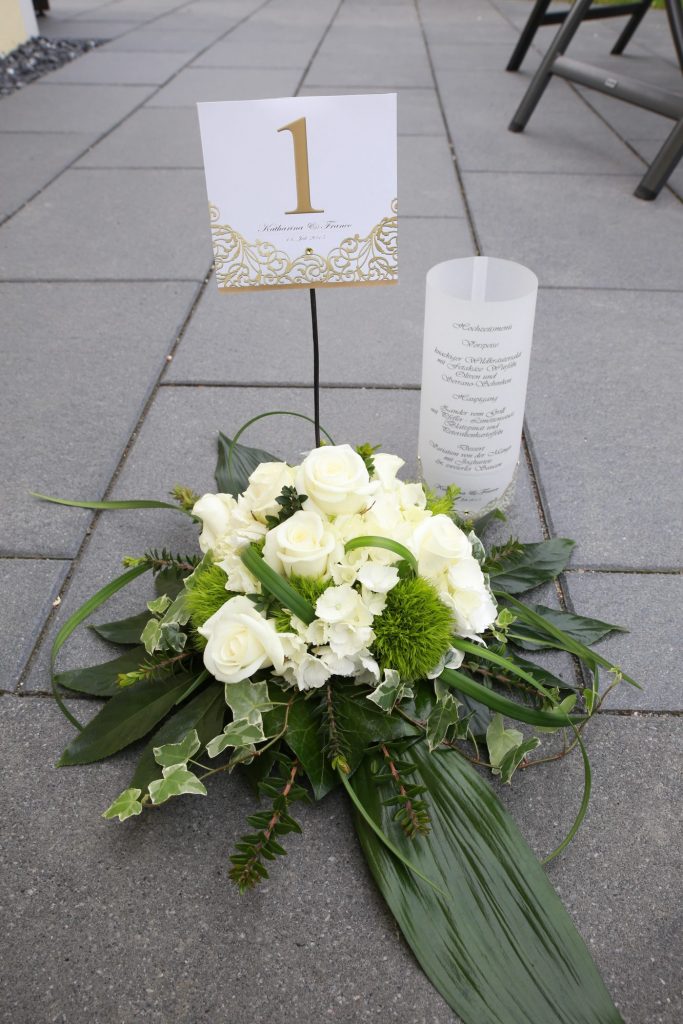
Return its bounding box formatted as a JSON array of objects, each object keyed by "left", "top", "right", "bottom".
[{"left": 1, "top": 36, "right": 102, "bottom": 97}]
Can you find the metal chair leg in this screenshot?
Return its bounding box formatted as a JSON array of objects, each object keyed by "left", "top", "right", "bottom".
[
  {"left": 634, "top": 117, "right": 683, "bottom": 198},
  {"left": 507, "top": 0, "right": 553, "bottom": 72},
  {"left": 509, "top": 0, "right": 594, "bottom": 132},
  {"left": 612, "top": 0, "right": 653, "bottom": 54},
  {"left": 665, "top": 0, "right": 683, "bottom": 71}
]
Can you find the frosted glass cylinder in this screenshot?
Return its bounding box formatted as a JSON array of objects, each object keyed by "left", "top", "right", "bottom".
[{"left": 418, "top": 257, "right": 538, "bottom": 515}]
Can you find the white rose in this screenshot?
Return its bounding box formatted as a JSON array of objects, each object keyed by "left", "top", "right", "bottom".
[
  {"left": 411, "top": 514, "right": 472, "bottom": 578},
  {"left": 263, "top": 509, "right": 336, "bottom": 578},
  {"left": 443, "top": 557, "right": 498, "bottom": 637},
  {"left": 242, "top": 462, "right": 295, "bottom": 523},
  {"left": 297, "top": 444, "right": 371, "bottom": 516},
  {"left": 198, "top": 596, "right": 286, "bottom": 684},
  {"left": 229, "top": 496, "right": 268, "bottom": 547},
  {"left": 193, "top": 493, "right": 237, "bottom": 553}
]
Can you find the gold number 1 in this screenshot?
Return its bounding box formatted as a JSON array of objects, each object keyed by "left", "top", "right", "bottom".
[{"left": 277, "top": 116, "right": 324, "bottom": 215}]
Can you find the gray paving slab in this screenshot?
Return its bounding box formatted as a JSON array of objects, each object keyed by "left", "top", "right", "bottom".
[
  {"left": 0, "top": 169, "right": 211, "bottom": 281},
  {"left": 80, "top": 0, "right": 190, "bottom": 18},
  {"left": 0, "top": 132, "right": 97, "bottom": 222},
  {"left": 167, "top": 217, "right": 474, "bottom": 387},
  {"left": 525, "top": 287, "right": 683, "bottom": 568},
  {"left": 0, "top": 560, "right": 69, "bottom": 692},
  {"left": 564, "top": 571, "right": 683, "bottom": 712},
  {"left": 151, "top": 2, "right": 264, "bottom": 34},
  {"left": 192, "top": 37, "right": 318, "bottom": 69},
  {"left": 38, "top": 18, "right": 142, "bottom": 39},
  {"left": 399, "top": 135, "right": 465, "bottom": 217},
  {"left": 0, "top": 83, "right": 155, "bottom": 134},
  {"left": 497, "top": 713, "right": 682, "bottom": 1024},
  {"left": 462, "top": 170, "right": 683, "bottom": 291},
  {"left": 147, "top": 66, "right": 301, "bottom": 105},
  {"left": 101, "top": 28, "right": 222, "bottom": 52},
  {"left": 2, "top": 698, "right": 679, "bottom": 1022},
  {"left": 299, "top": 85, "right": 445, "bottom": 135},
  {"left": 577, "top": 86, "right": 676, "bottom": 143},
  {"left": 44, "top": 49, "right": 194, "bottom": 85},
  {"left": 306, "top": 49, "right": 433, "bottom": 89},
  {"left": 437, "top": 68, "right": 645, "bottom": 174},
  {"left": 75, "top": 106, "right": 204, "bottom": 168},
  {"left": 0, "top": 281, "right": 198, "bottom": 559}
]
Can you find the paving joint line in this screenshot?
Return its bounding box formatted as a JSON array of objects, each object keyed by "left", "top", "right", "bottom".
[
  {"left": 159, "top": 380, "right": 422, "bottom": 390},
  {"left": 413, "top": 0, "right": 482, "bottom": 254},
  {"left": 0, "top": 0, "right": 278, "bottom": 230}
]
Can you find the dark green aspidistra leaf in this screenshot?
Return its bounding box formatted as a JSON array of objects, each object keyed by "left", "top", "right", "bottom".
[
  {"left": 58, "top": 672, "right": 196, "bottom": 766},
  {"left": 215, "top": 433, "right": 280, "bottom": 496},
  {"left": 506, "top": 603, "right": 627, "bottom": 650},
  {"left": 486, "top": 538, "right": 575, "bottom": 593},
  {"left": 353, "top": 740, "right": 623, "bottom": 1024},
  {"left": 55, "top": 647, "right": 148, "bottom": 696},
  {"left": 92, "top": 611, "right": 150, "bottom": 645}
]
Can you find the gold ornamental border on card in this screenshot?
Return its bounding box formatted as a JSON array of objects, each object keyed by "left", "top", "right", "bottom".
[{"left": 209, "top": 199, "right": 398, "bottom": 292}]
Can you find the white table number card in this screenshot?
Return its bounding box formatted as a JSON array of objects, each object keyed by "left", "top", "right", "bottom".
[{"left": 197, "top": 93, "right": 397, "bottom": 291}]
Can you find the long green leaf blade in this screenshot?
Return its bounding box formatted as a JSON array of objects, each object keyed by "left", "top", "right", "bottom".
[
  {"left": 353, "top": 740, "right": 623, "bottom": 1024},
  {"left": 240, "top": 545, "right": 316, "bottom": 624},
  {"left": 57, "top": 671, "right": 193, "bottom": 766},
  {"left": 485, "top": 538, "right": 575, "bottom": 593},
  {"left": 344, "top": 535, "right": 418, "bottom": 576},
  {"left": 440, "top": 667, "right": 585, "bottom": 728},
  {"left": 55, "top": 647, "right": 147, "bottom": 696},
  {"left": 31, "top": 493, "right": 189, "bottom": 514}
]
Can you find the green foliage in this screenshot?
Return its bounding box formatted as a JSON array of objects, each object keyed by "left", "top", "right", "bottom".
[
  {"left": 372, "top": 577, "right": 454, "bottom": 680},
  {"left": 425, "top": 693, "right": 463, "bottom": 751},
  {"left": 229, "top": 754, "right": 308, "bottom": 893},
  {"left": 484, "top": 538, "right": 575, "bottom": 593},
  {"left": 353, "top": 740, "right": 623, "bottom": 1024},
  {"left": 355, "top": 442, "right": 380, "bottom": 476},
  {"left": 102, "top": 788, "right": 143, "bottom": 822},
  {"left": 371, "top": 745, "right": 431, "bottom": 838},
  {"left": 367, "top": 670, "right": 413, "bottom": 712},
  {"left": 424, "top": 483, "right": 460, "bottom": 517},
  {"left": 154, "top": 728, "right": 201, "bottom": 768},
  {"left": 184, "top": 558, "right": 233, "bottom": 640},
  {"left": 149, "top": 764, "right": 207, "bottom": 804},
  {"left": 122, "top": 548, "right": 202, "bottom": 576},
  {"left": 55, "top": 647, "right": 148, "bottom": 697},
  {"left": 215, "top": 432, "right": 280, "bottom": 496},
  {"left": 170, "top": 484, "right": 200, "bottom": 512},
  {"left": 264, "top": 485, "right": 307, "bottom": 528},
  {"left": 289, "top": 573, "right": 333, "bottom": 606}
]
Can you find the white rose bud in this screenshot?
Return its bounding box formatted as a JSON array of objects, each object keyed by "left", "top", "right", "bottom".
[
  {"left": 296, "top": 444, "right": 371, "bottom": 516},
  {"left": 372, "top": 453, "right": 405, "bottom": 491},
  {"left": 263, "top": 509, "right": 336, "bottom": 578},
  {"left": 192, "top": 493, "right": 237, "bottom": 554},
  {"left": 411, "top": 514, "right": 473, "bottom": 578},
  {"left": 198, "top": 596, "right": 286, "bottom": 684},
  {"left": 242, "top": 462, "right": 295, "bottom": 523}
]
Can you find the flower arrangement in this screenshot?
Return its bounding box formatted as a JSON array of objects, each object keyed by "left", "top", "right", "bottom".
[{"left": 39, "top": 420, "right": 636, "bottom": 1024}]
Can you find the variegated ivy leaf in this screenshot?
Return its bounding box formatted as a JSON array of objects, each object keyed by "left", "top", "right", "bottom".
[
  {"left": 468, "top": 531, "right": 486, "bottom": 566},
  {"left": 426, "top": 693, "right": 462, "bottom": 751},
  {"left": 367, "top": 670, "right": 413, "bottom": 712},
  {"left": 498, "top": 737, "right": 541, "bottom": 784},
  {"left": 161, "top": 592, "right": 192, "bottom": 629},
  {"left": 153, "top": 728, "right": 201, "bottom": 768},
  {"left": 206, "top": 718, "right": 265, "bottom": 758},
  {"left": 102, "top": 788, "right": 143, "bottom": 822},
  {"left": 486, "top": 713, "right": 524, "bottom": 772},
  {"left": 148, "top": 764, "right": 207, "bottom": 804},
  {"left": 141, "top": 617, "right": 163, "bottom": 655},
  {"left": 147, "top": 594, "right": 172, "bottom": 615},
  {"left": 224, "top": 679, "right": 274, "bottom": 726}
]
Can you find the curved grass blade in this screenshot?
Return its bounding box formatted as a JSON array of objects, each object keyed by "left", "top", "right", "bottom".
[
  {"left": 542, "top": 727, "right": 592, "bottom": 864},
  {"left": 451, "top": 636, "right": 557, "bottom": 702},
  {"left": 51, "top": 564, "right": 151, "bottom": 730},
  {"left": 339, "top": 769, "right": 446, "bottom": 897},
  {"left": 344, "top": 535, "right": 418, "bottom": 577},
  {"left": 439, "top": 666, "right": 585, "bottom": 728},
  {"left": 240, "top": 544, "right": 316, "bottom": 625},
  {"left": 353, "top": 739, "right": 623, "bottom": 1024},
  {"left": 31, "top": 493, "right": 189, "bottom": 514},
  {"left": 496, "top": 592, "right": 639, "bottom": 688}
]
